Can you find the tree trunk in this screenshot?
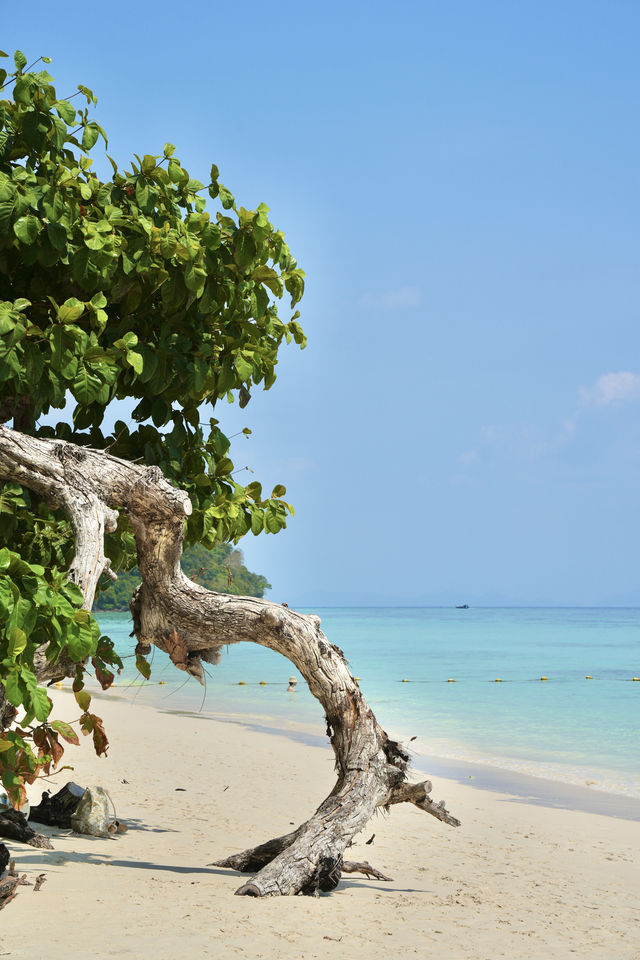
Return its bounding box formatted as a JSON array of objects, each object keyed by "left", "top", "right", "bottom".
[{"left": 0, "top": 425, "right": 460, "bottom": 896}]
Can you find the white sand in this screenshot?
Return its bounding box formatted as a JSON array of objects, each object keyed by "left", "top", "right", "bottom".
[{"left": 1, "top": 689, "right": 639, "bottom": 959}]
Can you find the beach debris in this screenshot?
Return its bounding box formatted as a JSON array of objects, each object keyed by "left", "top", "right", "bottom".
[
  {"left": 341, "top": 861, "right": 393, "bottom": 882},
  {"left": 29, "top": 781, "right": 84, "bottom": 829},
  {"left": 175, "top": 788, "right": 187, "bottom": 792},
  {"left": 0, "top": 809, "right": 53, "bottom": 849},
  {"left": 0, "top": 858, "right": 28, "bottom": 911},
  {"left": 365, "top": 834, "right": 375, "bottom": 845},
  {"left": 409, "top": 736, "right": 417, "bottom": 741},
  {"left": 33, "top": 874, "right": 46, "bottom": 892}
]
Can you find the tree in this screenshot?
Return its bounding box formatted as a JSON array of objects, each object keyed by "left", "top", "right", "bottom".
[
  {"left": 0, "top": 50, "right": 458, "bottom": 896},
  {"left": 94, "top": 543, "right": 271, "bottom": 611}
]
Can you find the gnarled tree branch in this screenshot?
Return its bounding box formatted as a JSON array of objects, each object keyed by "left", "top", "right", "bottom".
[{"left": 0, "top": 424, "right": 460, "bottom": 896}]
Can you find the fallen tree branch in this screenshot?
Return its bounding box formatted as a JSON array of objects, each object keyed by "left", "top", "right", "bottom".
[
  {"left": 0, "top": 424, "right": 460, "bottom": 896},
  {"left": 341, "top": 861, "right": 393, "bottom": 881}
]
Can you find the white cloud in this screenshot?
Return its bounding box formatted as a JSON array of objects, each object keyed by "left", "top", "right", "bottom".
[
  {"left": 358, "top": 285, "right": 422, "bottom": 310},
  {"left": 580, "top": 371, "right": 640, "bottom": 407}
]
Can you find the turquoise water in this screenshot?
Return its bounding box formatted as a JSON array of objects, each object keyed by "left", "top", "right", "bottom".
[{"left": 95, "top": 607, "right": 640, "bottom": 798}]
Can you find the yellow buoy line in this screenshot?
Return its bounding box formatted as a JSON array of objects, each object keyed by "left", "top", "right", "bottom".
[
  {"left": 397, "top": 676, "right": 640, "bottom": 683},
  {"left": 57, "top": 673, "right": 640, "bottom": 689}
]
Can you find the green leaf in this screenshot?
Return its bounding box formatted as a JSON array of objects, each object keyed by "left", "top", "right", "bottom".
[
  {"left": 168, "top": 159, "right": 185, "bottom": 184},
  {"left": 271, "top": 484, "right": 286, "bottom": 498},
  {"left": 50, "top": 116, "right": 67, "bottom": 151},
  {"left": 13, "top": 215, "right": 41, "bottom": 244},
  {"left": 8, "top": 626, "right": 27, "bottom": 656},
  {"left": 77, "top": 84, "right": 96, "bottom": 104},
  {"left": 14, "top": 50, "right": 27, "bottom": 71},
  {"left": 136, "top": 654, "right": 151, "bottom": 680},
  {"left": 54, "top": 100, "right": 76, "bottom": 124},
  {"left": 234, "top": 355, "right": 253, "bottom": 380},
  {"left": 127, "top": 350, "right": 143, "bottom": 374},
  {"left": 4, "top": 671, "right": 24, "bottom": 707},
  {"left": 135, "top": 178, "right": 150, "bottom": 209},
  {"left": 58, "top": 298, "right": 85, "bottom": 323},
  {"left": 50, "top": 720, "right": 80, "bottom": 745},
  {"left": 66, "top": 622, "right": 96, "bottom": 661},
  {"left": 72, "top": 367, "right": 104, "bottom": 404},
  {"left": 14, "top": 76, "right": 34, "bottom": 105},
  {"left": 26, "top": 684, "right": 52, "bottom": 723},
  {"left": 81, "top": 123, "right": 99, "bottom": 152},
  {"left": 218, "top": 185, "right": 235, "bottom": 210},
  {"left": 47, "top": 220, "right": 67, "bottom": 251},
  {"left": 74, "top": 688, "right": 91, "bottom": 711}
]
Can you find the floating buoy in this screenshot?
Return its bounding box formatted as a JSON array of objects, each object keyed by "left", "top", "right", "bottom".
[
  {"left": 494, "top": 678, "right": 502, "bottom": 683},
  {"left": 158, "top": 681, "right": 166, "bottom": 685},
  {"left": 540, "top": 676, "right": 548, "bottom": 681},
  {"left": 55, "top": 681, "right": 63, "bottom": 688},
  {"left": 447, "top": 678, "right": 455, "bottom": 683},
  {"left": 238, "top": 681, "right": 246, "bottom": 685},
  {"left": 259, "top": 681, "right": 266, "bottom": 685},
  {"left": 585, "top": 675, "right": 593, "bottom": 680},
  {"left": 354, "top": 677, "right": 361, "bottom": 681},
  {"left": 633, "top": 677, "right": 639, "bottom": 682},
  {"left": 401, "top": 678, "right": 409, "bottom": 683}
]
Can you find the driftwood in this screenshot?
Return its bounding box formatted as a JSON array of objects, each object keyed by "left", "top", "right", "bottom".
[
  {"left": 0, "top": 858, "right": 28, "bottom": 911},
  {"left": 0, "top": 424, "right": 460, "bottom": 896},
  {"left": 0, "top": 809, "right": 53, "bottom": 849}
]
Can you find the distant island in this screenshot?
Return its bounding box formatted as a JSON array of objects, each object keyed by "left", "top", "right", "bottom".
[{"left": 93, "top": 543, "right": 271, "bottom": 612}]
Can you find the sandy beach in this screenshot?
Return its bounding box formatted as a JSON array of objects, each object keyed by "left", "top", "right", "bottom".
[{"left": 1, "top": 687, "right": 639, "bottom": 960}]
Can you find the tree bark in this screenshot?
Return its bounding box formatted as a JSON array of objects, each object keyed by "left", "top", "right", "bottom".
[{"left": 0, "top": 424, "right": 460, "bottom": 895}]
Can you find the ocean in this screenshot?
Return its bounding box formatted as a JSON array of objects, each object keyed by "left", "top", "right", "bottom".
[{"left": 94, "top": 606, "right": 640, "bottom": 801}]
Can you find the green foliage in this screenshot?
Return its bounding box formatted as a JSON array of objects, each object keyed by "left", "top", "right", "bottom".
[
  {"left": 0, "top": 540, "right": 121, "bottom": 806},
  {"left": 0, "top": 49, "right": 305, "bottom": 806},
  {"left": 95, "top": 543, "right": 271, "bottom": 611}
]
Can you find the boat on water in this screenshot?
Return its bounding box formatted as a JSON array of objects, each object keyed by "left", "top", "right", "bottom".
[{"left": 455, "top": 604, "right": 469, "bottom": 609}]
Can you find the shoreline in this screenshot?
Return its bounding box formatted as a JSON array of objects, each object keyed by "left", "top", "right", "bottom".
[
  {"left": 163, "top": 704, "right": 640, "bottom": 823},
  {"left": 91, "top": 679, "right": 640, "bottom": 818}
]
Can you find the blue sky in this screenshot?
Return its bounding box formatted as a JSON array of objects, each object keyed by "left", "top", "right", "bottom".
[{"left": 6, "top": 1, "right": 640, "bottom": 604}]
